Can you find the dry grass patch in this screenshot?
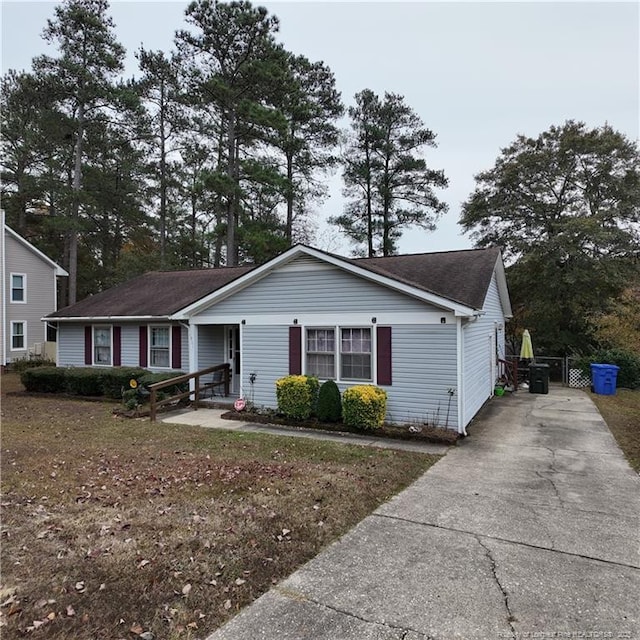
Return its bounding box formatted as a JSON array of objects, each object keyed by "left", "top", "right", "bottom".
[
  {"left": 0, "top": 373, "right": 440, "bottom": 639},
  {"left": 590, "top": 388, "right": 640, "bottom": 473}
]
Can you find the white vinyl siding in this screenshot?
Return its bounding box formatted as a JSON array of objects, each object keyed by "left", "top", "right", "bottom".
[
  {"left": 461, "top": 274, "right": 506, "bottom": 427},
  {"left": 197, "top": 255, "right": 440, "bottom": 319},
  {"left": 57, "top": 324, "right": 85, "bottom": 366},
  {"left": 241, "top": 326, "right": 288, "bottom": 408}
]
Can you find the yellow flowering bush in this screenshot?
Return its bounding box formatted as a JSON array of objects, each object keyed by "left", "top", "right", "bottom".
[
  {"left": 275, "top": 375, "right": 319, "bottom": 420},
  {"left": 342, "top": 385, "right": 387, "bottom": 430}
]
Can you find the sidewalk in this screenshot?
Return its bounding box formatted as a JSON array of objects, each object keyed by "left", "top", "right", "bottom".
[
  {"left": 162, "top": 409, "right": 450, "bottom": 455},
  {"left": 204, "top": 387, "right": 640, "bottom": 639}
]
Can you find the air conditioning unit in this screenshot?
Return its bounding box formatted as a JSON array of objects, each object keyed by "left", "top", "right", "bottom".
[{"left": 33, "top": 342, "right": 43, "bottom": 356}]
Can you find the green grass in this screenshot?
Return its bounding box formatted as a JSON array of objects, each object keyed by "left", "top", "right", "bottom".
[
  {"left": 0, "top": 373, "right": 440, "bottom": 639},
  {"left": 591, "top": 388, "right": 640, "bottom": 473}
]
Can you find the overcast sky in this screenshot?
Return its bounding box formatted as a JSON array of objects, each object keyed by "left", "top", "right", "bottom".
[{"left": 2, "top": 1, "right": 638, "bottom": 255}]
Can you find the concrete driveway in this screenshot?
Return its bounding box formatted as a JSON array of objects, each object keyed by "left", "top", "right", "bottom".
[{"left": 207, "top": 387, "right": 640, "bottom": 640}]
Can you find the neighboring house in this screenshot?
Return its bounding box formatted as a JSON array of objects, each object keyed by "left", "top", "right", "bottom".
[
  {"left": 1, "top": 212, "right": 68, "bottom": 368},
  {"left": 48, "top": 244, "right": 512, "bottom": 434}
]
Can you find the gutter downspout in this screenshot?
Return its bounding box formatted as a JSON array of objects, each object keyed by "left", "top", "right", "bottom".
[{"left": 456, "top": 317, "right": 465, "bottom": 436}]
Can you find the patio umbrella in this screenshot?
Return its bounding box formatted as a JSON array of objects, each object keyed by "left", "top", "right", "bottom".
[{"left": 520, "top": 329, "right": 534, "bottom": 360}]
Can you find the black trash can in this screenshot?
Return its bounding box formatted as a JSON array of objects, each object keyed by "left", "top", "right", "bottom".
[{"left": 529, "top": 363, "right": 549, "bottom": 394}]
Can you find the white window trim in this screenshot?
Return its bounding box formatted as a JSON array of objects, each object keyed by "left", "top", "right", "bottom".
[
  {"left": 10, "top": 321, "right": 26, "bottom": 351},
  {"left": 93, "top": 325, "right": 113, "bottom": 367},
  {"left": 10, "top": 273, "right": 26, "bottom": 304},
  {"left": 148, "top": 325, "right": 172, "bottom": 370},
  {"left": 304, "top": 325, "right": 376, "bottom": 384}
]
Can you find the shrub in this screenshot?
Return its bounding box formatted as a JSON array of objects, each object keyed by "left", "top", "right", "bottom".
[
  {"left": 276, "top": 375, "right": 315, "bottom": 420},
  {"left": 342, "top": 385, "right": 387, "bottom": 430},
  {"left": 11, "top": 358, "right": 56, "bottom": 373},
  {"left": 20, "top": 367, "right": 66, "bottom": 393},
  {"left": 317, "top": 379, "right": 342, "bottom": 422},
  {"left": 139, "top": 371, "right": 187, "bottom": 397},
  {"left": 64, "top": 368, "right": 105, "bottom": 396},
  {"left": 101, "top": 367, "right": 149, "bottom": 399},
  {"left": 576, "top": 348, "right": 640, "bottom": 389},
  {"left": 306, "top": 376, "right": 320, "bottom": 414}
]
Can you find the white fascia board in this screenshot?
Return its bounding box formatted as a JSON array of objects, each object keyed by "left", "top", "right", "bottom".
[
  {"left": 190, "top": 311, "right": 457, "bottom": 326},
  {"left": 42, "top": 315, "right": 171, "bottom": 322},
  {"left": 173, "top": 244, "right": 476, "bottom": 319},
  {"left": 5, "top": 225, "right": 69, "bottom": 276}
]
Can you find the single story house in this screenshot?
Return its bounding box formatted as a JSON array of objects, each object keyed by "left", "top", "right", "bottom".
[
  {"left": 1, "top": 211, "right": 68, "bottom": 368},
  {"left": 47, "top": 244, "right": 511, "bottom": 434}
]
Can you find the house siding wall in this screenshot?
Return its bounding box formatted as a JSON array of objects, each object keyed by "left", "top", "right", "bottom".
[
  {"left": 461, "top": 273, "right": 506, "bottom": 427},
  {"left": 240, "top": 323, "right": 458, "bottom": 428},
  {"left": 3, "top": 233, "right": 57, "bottom": 363},
  {"left": 58, "top": 322, "right": 187, "bottom": 371},
  {"left": 197, "top": 256, "right": 440, "bottom": 319},
  {"left": 198, "top": 325, "right": 225, "bottom": 369}
]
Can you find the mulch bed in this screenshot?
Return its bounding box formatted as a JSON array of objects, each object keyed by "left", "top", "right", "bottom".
[{"left": 221, "top": 410, "right": 460, "bottom": 445}]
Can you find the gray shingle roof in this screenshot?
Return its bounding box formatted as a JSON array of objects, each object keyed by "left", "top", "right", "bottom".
[
  {"left": 49, "top": 266, "right": 253, "bottom": 318},
  {"left": 352, "top": 247, "right": 501, "bottom": 310},
  {"left": 49, "top": 246, "right": 501, "bottom": 319}
]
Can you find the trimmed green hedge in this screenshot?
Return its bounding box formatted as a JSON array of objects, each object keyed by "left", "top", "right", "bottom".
[
  {"left": 19, "top": 366, "right": 183, "bottom": 399},
  {"left": 21, "top": 367, "right": 67, "bottom": 393},
  {"left": 275, "top": 374, "right": 319, "bottom": 420},
  {"left": 317, "top": 379, "right": 342, "bottom": 422},
  {"left": 342, "top": 385, "right": 387, "bottom": 430}
]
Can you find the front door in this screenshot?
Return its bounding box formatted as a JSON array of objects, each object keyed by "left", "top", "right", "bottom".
[{"left": 225, "top": 325, "right": 240, "bottom": 395}]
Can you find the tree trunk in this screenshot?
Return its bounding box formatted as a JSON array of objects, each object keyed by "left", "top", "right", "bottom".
[
  {"left": 286, "top": 150, "right": 294, "bottom": 243},
  {"left": 225, "top": 109, "right": 237, "bottom": 266},
  {"left": 159, "top": 77, "right": 167, "bottom": 268},
  {"left": 69, "top": 101, "right": 85, "bottom": 305}
]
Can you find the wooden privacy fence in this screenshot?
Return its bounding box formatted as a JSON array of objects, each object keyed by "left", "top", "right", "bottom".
[{"left": 148, "top": 363, "right": 230, "bottom": 422}]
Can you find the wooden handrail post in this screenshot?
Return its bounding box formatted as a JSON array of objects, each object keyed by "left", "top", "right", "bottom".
[
  {"left": 150, "top": 388, "right": 157, "bottom": 422},
  {"left": 224, "top": 363, "right": 230, "bottom": 396},
  {"left": 194, "top": 372, "right": 199, "bottom": 410}
]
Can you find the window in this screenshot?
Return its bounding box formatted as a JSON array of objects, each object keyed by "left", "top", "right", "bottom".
[
  {"left": 340, "top": 328, "right": 372, "bottom": 380},
  {"left": 306, "top": 328, "right": 335, "bottom": 378},
  {"left": 305, "top": 327, "right": 373, "bottom": 381},
  {"left": 149, "top": 326, "right": 170, "bottom": 368},
  {"left": 11, "top": 274, "right": 25, "bottom": 302},
  {"left": 11, "top": 322, "right": 25, "bottom": 350},
  {"left": 93, "top": 326, "right": 112, "bottom": 365}
]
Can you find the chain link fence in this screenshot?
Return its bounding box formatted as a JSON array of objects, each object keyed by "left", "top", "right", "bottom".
[{"left": 505, "top": 356, "right": 589, "bottom": 387}]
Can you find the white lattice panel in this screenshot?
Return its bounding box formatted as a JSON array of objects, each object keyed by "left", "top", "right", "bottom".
[{"left": 569, "top": 368, "right": 590, "bottom": 388}]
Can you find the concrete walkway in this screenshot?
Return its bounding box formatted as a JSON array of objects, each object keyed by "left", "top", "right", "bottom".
[
  {"left": 162, "top": 408, "right": 450, "bottom": 455},
  {"left": 204, "top": 387, "right": 640, "bottom": 640}
]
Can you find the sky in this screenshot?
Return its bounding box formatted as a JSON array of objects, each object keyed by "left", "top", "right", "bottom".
[{"left": 1, "top": 0, "right": 639, "bottom": 256}]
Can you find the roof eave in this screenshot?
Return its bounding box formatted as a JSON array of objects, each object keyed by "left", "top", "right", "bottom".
[
  {"left": 44, "top": 315, "right": 172, "bottom": 322},
  {"left": 5, "top": 225, "right": 68, "bottom": 276}
]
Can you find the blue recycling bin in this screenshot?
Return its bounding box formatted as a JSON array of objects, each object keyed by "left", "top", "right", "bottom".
[{"left": 590, "top": 363, "right": 620, "bottom": 395}]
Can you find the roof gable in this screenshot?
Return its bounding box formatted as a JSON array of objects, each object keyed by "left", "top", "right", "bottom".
[
  {"left": 176, "top": 245, "right": 506, "bottom": 318},
  {"left": 4, "top": 224, "right": 68, "bottom": 277}
]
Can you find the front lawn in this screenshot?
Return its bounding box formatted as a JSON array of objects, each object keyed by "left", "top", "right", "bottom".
[
  {"left": 0, "top": 373, "right": 439, "bottom": 639},
  {"left": 590, "top": 388, "right": 640, "bottom": 473}
]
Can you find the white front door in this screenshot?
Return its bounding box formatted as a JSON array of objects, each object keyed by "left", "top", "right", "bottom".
[{"left": 225, "top": 325, "right": 240, "bottom": 395}]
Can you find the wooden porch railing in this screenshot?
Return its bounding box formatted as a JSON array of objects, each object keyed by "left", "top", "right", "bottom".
[
  {"left": 149, "top": 363, "right": 230, "bottom": 422},
  {"left": 498, "top": 358, "right": 519, "bottom": 391}
]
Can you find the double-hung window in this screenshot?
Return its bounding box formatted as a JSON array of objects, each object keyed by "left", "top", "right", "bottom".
[
  {"left": 11, "top": 322, "right": 25, "bottom": 350},
  {"left": 93, "top": 326, "right": 112, "bottom": 365},
  {"left": 340, "top": 328, "right": 372, "bottom": 380},
  {"left": 306, "top": 328, "right": 335, "bottom": 379},
  {"left": 150, "top": 327, "right": 170, "bottom": 368},
  {"left": 11, "top": 274, "right": 25, "bottom": 302},
  {"left": 305, "top": 327, "right": 372, "bottom": 382}
]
